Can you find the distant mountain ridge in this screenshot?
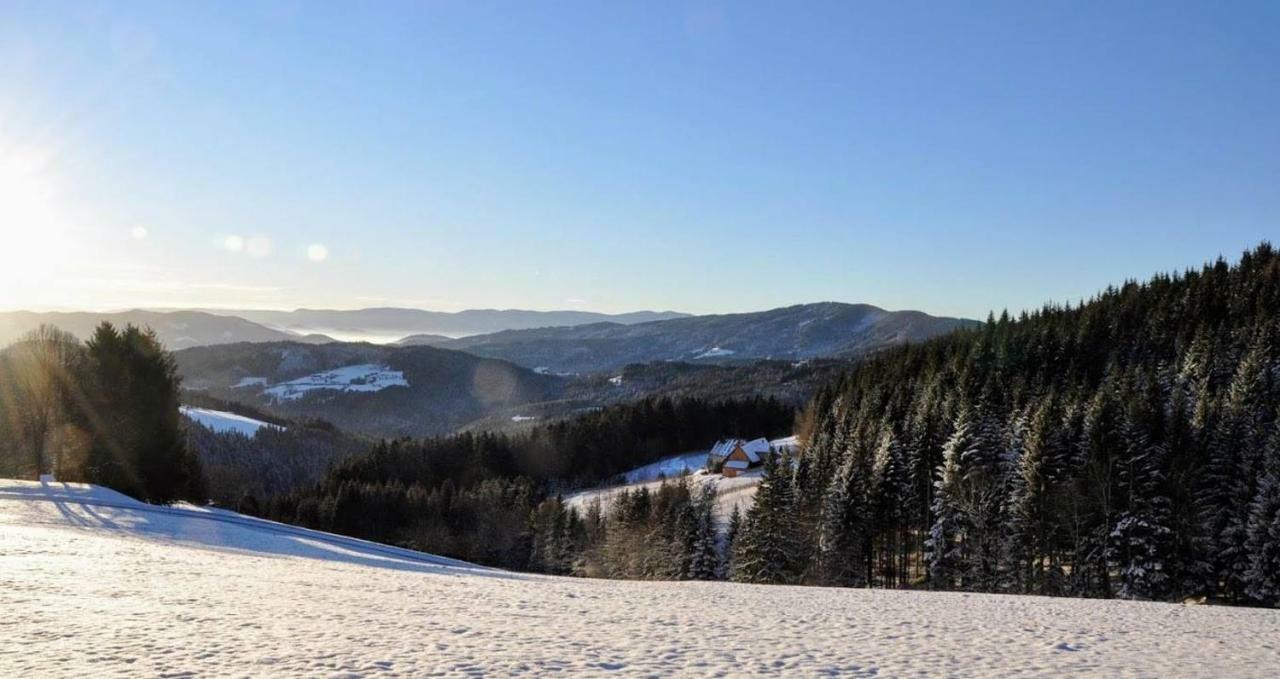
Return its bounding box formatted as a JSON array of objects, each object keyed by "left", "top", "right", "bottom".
[
  {"left": 200, "top": 307, "right": 691, "bottom": 343},
  {"left": 437, "top": 302, "right": 978, "bottom": 373},
  {"left": 0, "top": 310, "right": 333, "bottom": 350}
]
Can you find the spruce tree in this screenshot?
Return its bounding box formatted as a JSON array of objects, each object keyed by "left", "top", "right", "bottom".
[
  {"left": 1005, "top": 396, "right": 1069, "bottom": 594},
  {"left": 1202, "top": 336, "right": 1272, "bottom": 601},
  {"left": 815, "top": 446, "right": 867, "bottom": 586},
  {"left": 732, "top": 452, "right": 802, "bottom": 584},
  {"left": 1109, "top": 404, "right": 1175, "bottom": 601},
  {"left": 684, "top": 485, "right": 720, "bottom": 580},
  {"left": 1244, "top": 423, "right": 1280, "bottom": 605}
]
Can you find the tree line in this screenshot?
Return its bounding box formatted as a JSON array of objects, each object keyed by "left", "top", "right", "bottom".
[{"left": 0, "top": 323, "right": 205, "bottom": 504}]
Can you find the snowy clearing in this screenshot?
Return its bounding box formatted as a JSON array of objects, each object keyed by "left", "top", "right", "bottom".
[
  {"left": 180, "top": 406, "right": 283, "bottom": 436},
  {"left": 568, "top": 437, "right": 801, "bottom": 522},
  {"left": 567, "top": 468, "right": 763, "bottom": 525},
  {"left": 621, "top": 450, "right": 710, "bottom": 483},
  {"left": 2, "top": 479, "right": 1280, "bottom": 671},
  {"left": 3, "top": 479, "right": 1279, "bottom": 677},
  {"left": 693, "top": 346, "right": 736, "bottom": 359},
  {"left": 262, "top": 364, "right": 408, "bottom": 401},
  {"left": 232, "top": 376, "right": 268, "bottom": 388}
]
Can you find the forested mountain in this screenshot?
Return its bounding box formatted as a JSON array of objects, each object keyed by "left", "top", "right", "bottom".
[
  {"left": 437, "top": 302, "right": 977, "bottom": 373},
  {"left": 203, "top": 307, "right": 689, "bottom": 343},
  {"left": 174, "top": 342, "right": 563, "bottom": 437},
  {"left": 729, "top": 244, "right": 1280, "bottom": 606},
  {"left": 0, "top": 310, "right": 332, "bottom": 349},
  {"left": 175, "top": 338, "right": 853, "bottom": 437}
]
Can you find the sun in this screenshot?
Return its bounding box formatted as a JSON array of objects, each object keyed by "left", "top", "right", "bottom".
[{"left": 0, "top": 149, "right": 73, "bottom": 309}]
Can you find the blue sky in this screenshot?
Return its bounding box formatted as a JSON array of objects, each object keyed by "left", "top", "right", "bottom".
[{"left": 1, "top": 1, "right": 1277, "bottom": 318}]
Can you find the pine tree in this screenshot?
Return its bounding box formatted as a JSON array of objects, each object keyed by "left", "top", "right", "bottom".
[
  {"left": 1244, "top": 423, "right": 1280, "bottom": 606},
  {"left": 684, "top": 485, "right": 720, "bottom": 580},
  {"left": 1005, "top": 396, "right": 1069, "bottom": 594},
  {"left": 928, "top": 401, "right": 1004, "bottom": 590},
  {"left": 928, "top": 406, "right": 971, "bottom": 589},
  {"left": 869, "top": 428, "right": 906, "bottom": 587},
  {"left": 1109, "top": 403, "right": 1175, "bottom": 601},
  {"left": 723, "top": 504, "right": 742, "bottom": 578},
  {"left": 815, "top": 446, "right": 867, "bottom": 586},
  {"left": 1202, "top": 336, "right": 1272, "bottom": 601},
  {"left": 732, "top": 452, "right": 802, "bottom": 584}
]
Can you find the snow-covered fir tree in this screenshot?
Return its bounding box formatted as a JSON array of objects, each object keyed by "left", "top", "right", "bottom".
[
  {"left": 815, "top": 445, "right": 867, "bottom": 586},
  {"left": 733, "top": 452, "right": 803, "bottom": 584},
  {"left": 1245, "top": 422, "right": 1280, "bottom": 605}
]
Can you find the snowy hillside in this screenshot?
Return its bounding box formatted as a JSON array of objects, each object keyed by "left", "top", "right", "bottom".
[
  {"left": 3, "top": 478, "right": 1279, "bottom": 676},
  {"left": 567, "top": 468, "right": 763, "bottom": 525},
  {"left": 262, "top": 364, "right": 408, "bottom": 401},
  {"left": 180, "top": 406, "right": 283, "bottom": 436}
]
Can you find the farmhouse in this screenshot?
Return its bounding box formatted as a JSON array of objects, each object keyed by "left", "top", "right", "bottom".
[{"left": 708, "top": 437, "right": 773, "bottom": 477}]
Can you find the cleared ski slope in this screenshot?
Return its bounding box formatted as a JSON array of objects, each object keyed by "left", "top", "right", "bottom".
[{"left": 2, "top": 479, "right": 1279, "bottom": 677}]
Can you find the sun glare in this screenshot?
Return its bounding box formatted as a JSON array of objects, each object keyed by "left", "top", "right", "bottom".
[{"left": 0, "top": 150, "right": 72, "bottom": 308}]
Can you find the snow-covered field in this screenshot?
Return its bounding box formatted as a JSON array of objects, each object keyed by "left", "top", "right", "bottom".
[
  {"left": 568, "top": 437, "right": 801, "bottom": 522},
  {"left": 621, "top": 450, "right": 709, "bottom": 483},
  {"left": 3, "top": 479, "right": 1279, "bottom": 677},
  {"left": 567, "top": 468, "right": 763, "bottom": 525},
  {"left": 180, "top": 406, "right": 283, "bottom": 436},
  {"left": 262, "top": 364, "right": 408, "bottom": 401}
]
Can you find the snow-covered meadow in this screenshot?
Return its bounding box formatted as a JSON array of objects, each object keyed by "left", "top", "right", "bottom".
[
  {"left": 180, "top": 406, "right": 283, "bottom": 436},
  {"left": 261, "top": 364, "right": 408, "bottom": 401},
  {"left": 2, "top": 479, "right": 1277, "bottom": 677}
]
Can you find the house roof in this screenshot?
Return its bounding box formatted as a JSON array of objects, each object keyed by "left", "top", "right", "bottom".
[
  {"left": 739, "top": 438, "right": 771, "bottom": 463},
  {"left": 709, "top": 439, "right": 736, "bottom": 460},
  {"left": 724, "top": 459, "right": 751, "bottom": 470}
]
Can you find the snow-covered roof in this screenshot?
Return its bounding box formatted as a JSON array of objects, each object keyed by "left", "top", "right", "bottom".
[
  {"left": 710, "top": 437, "right": 775, "bottom": 463},
  {"left": 709, "top": 439, "right": 740, "bottom": 460},
  {"left": 770, "top": 435, "right": 800, "bottom": 453},
  {"left": 739, "top": 438, "right": 771, "bottom": 463},
  {"left": 724, "top": 459, "right": 751, "bottom": 470}
]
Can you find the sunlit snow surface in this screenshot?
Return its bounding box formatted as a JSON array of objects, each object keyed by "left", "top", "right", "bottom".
[
  {"left": 180, "top": 406, "right": 282, "bottom": 436},
  {"left": 262, "top": 364, "right": 408, "bottom": 401},
  {"left": 2, "top": 479, "right": 1278, "bottom": 677}
]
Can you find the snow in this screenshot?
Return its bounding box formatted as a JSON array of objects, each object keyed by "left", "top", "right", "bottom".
[
  {"left": 511, "top": 415, "right": 538, "bottom": 422},
  {"left": 573, "top": 437, "right": 801, "bottom": 522},
  {"left": 621, "top": 451, "right": 710, "bottom": 484},
  {"left": 608, "top": 375, "right": 623, "bottom": 386},
  {"left": 2, "top": 479, "right": 1279, "bottom": 676},
  {"left": 233, "top": 376, "right": 268, "bottom": 388},
  {"left": 568, "top": 468, "right": 765, "bottom": 525},
  {"left": 694, "top": 346, "right": 736, "bottom": 359},
  {"left": 771, "top": 435, "right": 800, "bottom": 452},
  {"left": 262, "top": 364, "right": 408, "bottom": 401},
  {"left": 180, "top": 406, "right": 283, "bottom": 436}
]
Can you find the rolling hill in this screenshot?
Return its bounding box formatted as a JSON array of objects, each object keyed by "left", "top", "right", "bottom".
[
  {"left": 174, "top": 341, "right": 564, "bottom": 437},
  {"left": 200, "top": 307, "right": 690, "bottom": 343},
  {"left": 0, "top": 310, "right": 333, "bottom": 349},
  {"left": 437, "top": 302, "right": 978, "bottom": 373}
]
